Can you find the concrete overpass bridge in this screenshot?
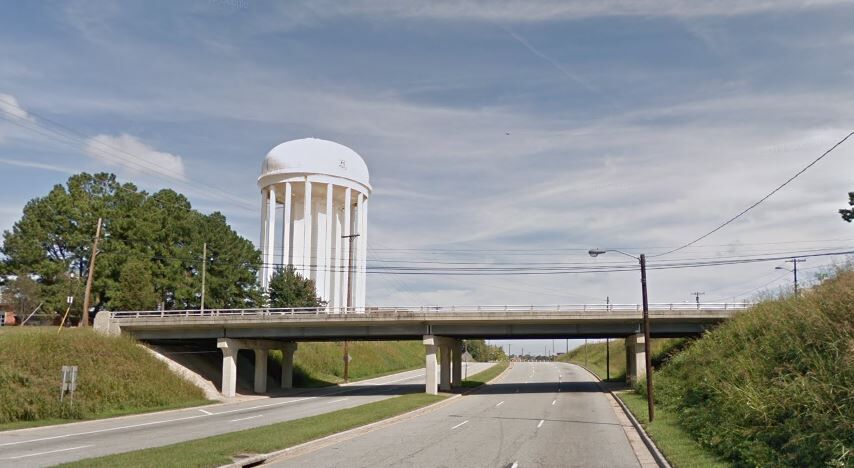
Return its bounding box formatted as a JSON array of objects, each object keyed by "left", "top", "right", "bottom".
[{"left": 95, "top": 303, "right": 750, "bottom": 397}]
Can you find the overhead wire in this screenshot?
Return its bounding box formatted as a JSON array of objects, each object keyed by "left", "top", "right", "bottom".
[{"left": 651, "top": 130, "right": 854, "bottom": 258}]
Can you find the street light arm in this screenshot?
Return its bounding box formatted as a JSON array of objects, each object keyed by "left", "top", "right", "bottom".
[{"left": 588, "top": 248, "right": 639, "bottom": 261}]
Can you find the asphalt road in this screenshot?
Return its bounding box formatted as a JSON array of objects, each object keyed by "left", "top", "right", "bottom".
[
  {"left": 272, "top": 362, "right": 643, "bottom": 468},
  {"left": 0, "top": 363, "right": 493, "bottom": 467}
]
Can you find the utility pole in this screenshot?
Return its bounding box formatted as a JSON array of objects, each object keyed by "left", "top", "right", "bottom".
[
  {"left": 691, "top": 291, "right": 705, "bottom": 309},
  {"left": 81, "top": 218, "right": 102, "bottom": 327},
  {"left": 786, "top": 258, "right": 805, "bottom": 296},
  {"left": 200, "top": 243, "right": 207, "bottom": 313},
  {"left": 640, "top": 254, "right": 654, "bottom": 422},
  {"left": 342, "top": 233, "right": 360, "bottom": 383}
]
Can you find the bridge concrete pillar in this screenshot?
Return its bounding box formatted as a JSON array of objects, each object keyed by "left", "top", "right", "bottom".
[
  {"left": 254, "top": 349, "right": 268, "bottom": 393},
  {"left": 625, "top": 334, "right": 646, "bottom": 385},
  {"left": 280, "top": 342, "right": 298, "bottom": 389},
  {"left": 423, "top": 335, "right": 438, "bottom": 395},
  {"left": 439, "top": 342, "right": 452, "bottom": 392},
  {"left": 452, "top": 340, "right": 462, "bottom": 386},
  {"left": 217, "top": 338, "right": 239, "bottom": 398}
]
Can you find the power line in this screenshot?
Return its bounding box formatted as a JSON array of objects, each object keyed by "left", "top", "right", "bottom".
[{"left": 652, "top": 130, "right": 854, "bottom": 258}]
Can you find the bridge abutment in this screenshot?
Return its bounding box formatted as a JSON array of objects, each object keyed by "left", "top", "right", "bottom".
[
  {"left": 424, "top": 335, "right": 439, "bottom": 395},
  {"left": 625, "top": 333, "right": 647, "bottom": 385},
  {"left": 452, "top": 340, "right": 462, "bottom": 386},
  {"left": 217, "top": 338, "right": 298, "bottom": 398}
]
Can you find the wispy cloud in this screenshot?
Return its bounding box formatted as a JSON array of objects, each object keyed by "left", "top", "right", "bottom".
[
  {"left": 84, "top": 134, "right": 187, "bottom": 181},
  {"left": 0, "top": 157, "right": 77, "bottom": 175}
]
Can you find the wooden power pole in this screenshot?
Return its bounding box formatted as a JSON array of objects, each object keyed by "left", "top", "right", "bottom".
[{"left": 81, "top": 217, "right": 102, "bottom": 327}]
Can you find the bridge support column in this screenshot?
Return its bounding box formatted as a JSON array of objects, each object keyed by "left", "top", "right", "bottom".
[
  {"left": 439, "top": 342, "right": 452, "bottom": 392},
  {"left": 254, "top": 349, "right": 268, "bottom": 393},
  {"left": 452, "top": 340, "right": 462, "bottom": 386},
  {"left": 625, "top": 334, "right": 646, "bottom": 385},
  {"left": 280, "top": 342, "right": 297, "bottom": 389},
  {"left": 424, "top": 335, "right": 438, "bottom": 395},
  {"left": 217, "top": 338, "right": 239, "bottom": 398}
]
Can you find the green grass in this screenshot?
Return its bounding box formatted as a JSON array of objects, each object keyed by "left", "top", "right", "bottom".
[
  {"left": 618, "top": 391, "right": 731, "bottom": 468},
  {"left": 643, "top": 270, "right": 854, "bottom": 467},
  {"left": 62, "top": 392, "right": 447, "bottom": 468},
  {"left": 460, "top": 360, "right": 508, "bottom": 387},
  {"left": 556, "top": 337, "right": 687, "bottom": 382},
  {"left": 0, "top": 327, "right": 208, "bottom": 428},
  {"left": 271, "top": 340, "right": 426, "bottom": 387}
]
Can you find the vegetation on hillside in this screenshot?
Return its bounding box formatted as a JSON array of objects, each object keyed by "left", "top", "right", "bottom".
[
  {"left": 463, "top": 339, "right": 507, "bottom": 361},
  {"left": 1, "top": 172, "right": 262, "bottom": 322},
  {"left": 556, "top": 337, "right": 686, "bottom": 381},
  {"left": 272, "top": 341, "right": 426, "bottom": 386},
  {"left": 642, "top": 271, "right": 854, "bottom": 467},
  {"left": 0, "top": 327, "right": 206, "bottom": 426}
]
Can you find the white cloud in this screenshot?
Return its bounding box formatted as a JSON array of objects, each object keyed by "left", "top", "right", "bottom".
[
  {"left": 292, "top": 0, "right": 844, "bottom": 22},
  {"left": 0, "top": 93, "right": 33, "bottom": 122},
  {"left": 84, "top": 133, "right": 187, "bottom": 181}
]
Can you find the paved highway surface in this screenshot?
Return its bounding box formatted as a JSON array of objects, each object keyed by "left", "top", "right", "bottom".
[
  {"left": 272, "top": 362, "right": 644, "bottom": 468},
  {"left": 0, "top": 363, "right": 492, "bottom": 467}
]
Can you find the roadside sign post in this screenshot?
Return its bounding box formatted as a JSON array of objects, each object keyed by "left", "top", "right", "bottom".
[{"left": 60, "top": 365, "right": 78, "bottom": 404}]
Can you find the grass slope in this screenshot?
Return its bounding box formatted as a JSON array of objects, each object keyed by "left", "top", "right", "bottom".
[
  {"left": 557, "top": 337, "right": 686, "bottom": 382},
  {"left": 647, "top": 271, "right": 854, "bottom": 467},
  {"left": 0, "top": 327, "right": 207, "bottom": 427},
  {"left": 272, "top": 340, "right": 425, "bottom": 387}
]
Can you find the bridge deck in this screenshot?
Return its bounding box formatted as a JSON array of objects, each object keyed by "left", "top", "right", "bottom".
[{"left": 98, "top": 303, "right": 750, "bottom": 341}]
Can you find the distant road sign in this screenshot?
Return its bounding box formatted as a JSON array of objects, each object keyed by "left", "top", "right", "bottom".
[{"left": 60, "top": 365, "right": 78, "bottom": 403}]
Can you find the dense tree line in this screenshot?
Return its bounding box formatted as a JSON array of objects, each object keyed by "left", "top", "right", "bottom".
[
  {"left": 1, "top": 173, "right": 264, "bottom": 321},
  {"left": 463, "top": 339, "right": 507, "bottom": 361}
]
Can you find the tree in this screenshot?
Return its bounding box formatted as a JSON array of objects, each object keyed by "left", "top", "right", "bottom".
[
  {"left": 1, "top": 172, "right": 262, "bottom": 315},
  {"left": 2, "top": 274, "right": 42, "bottom": 317},
  {"left": 840, "top": 192, "right": 854, "bottom": 222},
  {"left": 110, "top": 258, "right": 159, "bottom": 311},
  {"left": 267, "top": 266, "right": 324, "bottom": 308},
  {"left": 463, "top": 339, "right": 507, "bottom": 361}
]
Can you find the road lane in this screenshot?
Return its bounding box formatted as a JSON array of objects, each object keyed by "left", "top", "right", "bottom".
[
  {"left": 272, "top": 362, "right": 643, "bottom": 468},
  {"left": 0, "top": 363, "right": 493, "bottom": 467}
]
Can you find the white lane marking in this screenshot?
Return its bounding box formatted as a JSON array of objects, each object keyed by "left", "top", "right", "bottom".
[
  {"left": 230, "top": 414, "right": 263, "bottom": 423},
  {"left": 5, "top": 445, "right": 94, "bottom": 460},
  {"left": 328, "top": 398, "right": 349, "bottom": 404},
  {"left": 198, "top": 409, "right": 212, "bottom": 415},
  {"left": 451, "top": 420, "right": 469, "bottom": 430},
  {"left": 0, "top": 396, "right": 319, "bottom": 447},
  {"left": 552, "top": 400, "right": 556, "bottom": 406},
  {"left": 510, "top": 461, "right": 519, "bottom": 468},
  {"left": 537, "top": 419, "right": 544, "bottom": 428},
  {"left": 495, "top": 401, "right": 504, "bottom": 407}
]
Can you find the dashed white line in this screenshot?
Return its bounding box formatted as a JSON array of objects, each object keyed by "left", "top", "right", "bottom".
[
  {"left": 327, "top": 398, "right": 349, "bottom": 404},
  {"left": 198, "top": 409, "right": 212, "bottom": 415},
  {"left": 451, "top": 420, "right": 469, "bottom": 430},
  {"left": 537, "top": 419, "right": 544, "bottom": 429},
  {"left": 551, "top": 400, "right": 556, "bottom": 406},
  {"left": 5, "top": 445, "right": 94, "bottom": 460},
  {"left": 510, "top": 461, "right": 519, "bottom": 468},
  {"left": 230, "top": 414, "right": 264, "bottom": 423},
  {"left": 495, "top": 401, "right": 505, "bottom": 407}
]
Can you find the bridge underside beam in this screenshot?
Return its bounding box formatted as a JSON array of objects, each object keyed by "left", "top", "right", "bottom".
[{"left": 129, "top": 321, "right": 718, "bottom": 342}]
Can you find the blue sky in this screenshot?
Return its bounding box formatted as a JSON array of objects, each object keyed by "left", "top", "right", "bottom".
[{"left": 2, "top": 1, "right": 854, "bottom": 353}]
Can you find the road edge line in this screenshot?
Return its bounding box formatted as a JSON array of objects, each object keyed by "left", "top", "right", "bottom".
[
  {"left": 560, "top": 362, "right": 671, "bottom": 468},
  {"left": 223, "top": 361, "right": 511, "bottom": 467}
]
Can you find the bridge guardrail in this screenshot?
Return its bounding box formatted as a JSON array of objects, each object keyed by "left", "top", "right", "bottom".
[{"left": 108, "top": 302, "right": 752, "bottom": 319}]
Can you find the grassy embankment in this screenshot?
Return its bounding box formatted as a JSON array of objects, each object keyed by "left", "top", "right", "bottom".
[
  {"left": 640, "top": 271, "right": 854, "bottom": 467},
  {"left": 63, "top": 362, "right": 507, "bottom": 468},
  {"left": 556, "top": 337, "right": 687, "bottom": 382},
  {"left": 0, "top": 327, "right": 208, "bottom": 430},
  {"left": 558, "top": 338, "right": 727, "bottom": 466},
  {"left": 280, "top": 340, "right": 425, "bottom": 387}
]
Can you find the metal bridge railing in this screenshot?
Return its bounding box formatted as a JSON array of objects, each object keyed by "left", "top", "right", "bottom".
[{"left": 108, "top": 302, "right": 752, "bottom": 319}]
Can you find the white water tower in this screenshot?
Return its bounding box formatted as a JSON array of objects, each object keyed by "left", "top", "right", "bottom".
[{"left": 258, "top": 138, "right": 371, "bottom": 311}]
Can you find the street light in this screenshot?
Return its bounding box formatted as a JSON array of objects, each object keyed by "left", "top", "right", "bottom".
[{"left": 589, "top": 248, "right": 655, "bottom": 422}]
